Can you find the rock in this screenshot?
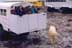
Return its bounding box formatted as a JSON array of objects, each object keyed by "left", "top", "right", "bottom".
[
  {"left": 65, "top": 45, "right": 71, "bottom": 48},
  {"left": 66, "top": 24, "right": 71, "bottom": 26},
  {"left": 68, "top": 19, "right": 72, "bottom": 22}
]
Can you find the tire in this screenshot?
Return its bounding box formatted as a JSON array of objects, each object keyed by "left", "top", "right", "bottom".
[
  {"left": 0, "top": 24, "right": 5, "bottom": 41},
  {"left": 0, "top": 24, "right": 17, "bottom": 41},
  {"left": 0, "top": 24, "right": 3, "bottom": 31}
]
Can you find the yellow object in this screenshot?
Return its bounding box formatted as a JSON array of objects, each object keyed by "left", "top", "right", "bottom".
[
  {"left": 24, "top": 0, "right": 39, "bottom": 2},
  {"left": 24, "top": 0, "right": 43, "bottom": 7},
  {"left": 32, "top": 1, "right": 43, "bottom": 7}
]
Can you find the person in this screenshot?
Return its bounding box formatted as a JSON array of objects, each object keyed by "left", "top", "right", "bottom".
[
  {"left": 15, "top": 6, "right": 21, "bottom": 16},
  {"left": 31, "top": 6, "right": 38, "bottom": 13},
  {"left": 22, "top": 7, "right": 26, "bottom": 14},
  {"left": 11, "top": 6, "right": 16, "bottom": 14},
  {"left": 25, "top": 6, "right": 31, "bottom": 14},
  {"left": 19, "top": 5, "right": 24, "bottom": 16}
]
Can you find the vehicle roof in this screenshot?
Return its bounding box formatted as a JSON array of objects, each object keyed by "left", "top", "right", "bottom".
[{"left": 0, "top": 2, "right": 20, "bottom": 7}]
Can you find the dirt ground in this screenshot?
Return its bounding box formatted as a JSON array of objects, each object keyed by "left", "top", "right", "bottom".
[{"left": 47, "top": 12, "right": 72, "bottom": 48}]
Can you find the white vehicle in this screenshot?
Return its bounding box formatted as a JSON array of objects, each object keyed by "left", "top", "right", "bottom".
[
  {"left": 0, "top": 2, "right": 47, "bottom": 34},
  {"left": 44, "top": 0, "right": 72, "bottom": 9}
]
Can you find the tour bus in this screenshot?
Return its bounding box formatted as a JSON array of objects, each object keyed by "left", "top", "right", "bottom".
[{"left": 0, "top": 2, "right": 47, "bottom": 35}]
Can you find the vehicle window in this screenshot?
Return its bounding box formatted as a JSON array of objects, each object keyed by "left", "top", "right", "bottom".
[
  {"left": 1, "top": 9, "right": 3, "bottom": 15},
  {"left": 4, "top": 9, "right": 6, "bottom": 16},
  {"left": 0, "top": 9, "right": 7, "bottom": 16}
]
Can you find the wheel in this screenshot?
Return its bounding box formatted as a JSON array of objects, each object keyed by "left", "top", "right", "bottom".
[
  {"left": 0, "top": 24, "right": 3, "bottom": 31},
  {"left": 0, "top": 24, "right": 5, "bottom": 40}
]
